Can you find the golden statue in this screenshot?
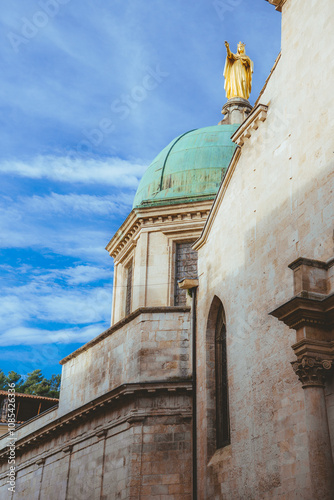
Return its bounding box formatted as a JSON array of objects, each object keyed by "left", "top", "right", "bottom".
[{"left": 224, "top": 41, "right": 253, "bottom": 100}]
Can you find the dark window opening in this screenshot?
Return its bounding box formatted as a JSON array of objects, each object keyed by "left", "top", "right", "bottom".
[
  {"left": 215, "top": 303, "right": 230, "bottom": 448},
  {"left": 125, "top": 262, "right": 133, "bottom": 316},
  {"left": 174, "top": 242, "right": 197, "bottom": 306}
]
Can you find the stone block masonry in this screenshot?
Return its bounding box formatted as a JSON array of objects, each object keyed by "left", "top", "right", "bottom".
[
  {"left": 0, "top": 306, "right": 193, "bottom": 499},
  {"left": 0, "top": 388, "right": 193, "bottom": 499}
]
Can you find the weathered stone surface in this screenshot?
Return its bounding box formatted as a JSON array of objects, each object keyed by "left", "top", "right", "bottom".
[
  {"left": 1, "top": 1, "right": 333, "bottom": 499},
  {"left": 0, "top": 392, "right": 192, "bottom": 499},
  {"left": 107, "top": 201, "right": 211, "bottom": 324},
  {"left": 58, "top": 308, "right": 191, "bottom": 416},
  {"left": 194, "top": 0, "right": 334, "bottom": 497}
]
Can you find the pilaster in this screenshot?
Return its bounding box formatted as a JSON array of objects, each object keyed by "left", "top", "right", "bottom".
[{"left": 271, "top": 256, "right": 334, "bottom": 499}]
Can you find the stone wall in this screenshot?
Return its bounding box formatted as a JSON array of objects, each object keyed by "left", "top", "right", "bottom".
[
  {"left": 58, "top": 307, "right": 191, "bottom": 416},
  {"left": 195, "top": 0, "right": 334, "bottom": 497},
  {"left": 0, "top": 391, "right": 192, "bottom": 499},
  {"left": 108, "top": 202, "right": 211, "bottom": 325},
  {"left": 0, "top": 307, "right": 193, "bottom": 499}
]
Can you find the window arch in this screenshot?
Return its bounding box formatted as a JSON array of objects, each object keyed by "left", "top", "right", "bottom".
[{"left": 215, "top": 302, "right": 230, "bottom": 448}]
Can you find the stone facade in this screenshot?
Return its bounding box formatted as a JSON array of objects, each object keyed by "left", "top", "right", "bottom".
[
  {"left": 194, "top": 0, "right": 334, "bottom": 497},
  {"left": 1, "top": 391, "right": 192, "bottom": 500},
  {"left": 0, "top": 308, "right": 193, "bottom": 499},
  {"left": 0, "top": 0, "right": 333, "bottom": 498},
  {"left": 106, "top": 201, "right": 211, "bottom": 325}
]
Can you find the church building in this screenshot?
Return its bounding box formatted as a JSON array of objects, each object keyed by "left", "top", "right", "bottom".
[{"left": 1, "top": 0, "right": 333, "bottom": 498}]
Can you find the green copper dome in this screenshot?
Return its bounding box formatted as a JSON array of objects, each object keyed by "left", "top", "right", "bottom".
[{"left": 133, "top": 125, "right": 239, "bottom": 209}]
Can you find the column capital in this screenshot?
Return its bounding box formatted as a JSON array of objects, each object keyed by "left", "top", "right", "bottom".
[{"left": 292, "top": 356, "right": 333, "bottom": 388}]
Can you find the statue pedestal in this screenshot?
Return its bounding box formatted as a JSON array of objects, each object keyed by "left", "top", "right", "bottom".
[{"left": 219, "top": 97, "right": 253, "bottom": 125}]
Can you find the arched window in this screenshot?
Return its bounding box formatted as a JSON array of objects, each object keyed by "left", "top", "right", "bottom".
[{"left": 215, "top": 302, "right": 230, "bottom": 448}]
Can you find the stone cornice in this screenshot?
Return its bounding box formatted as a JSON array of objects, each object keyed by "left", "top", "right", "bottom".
[
  {"left": 231, "top": 104, "right": 268, "bottom": 147},
  {"left": 289, "top": 256, "right": 334, "bottom": 271},
  {"left": 0, "top": 381, "right": 193, "bottom": 464},
  {"left": 254, "top": 52, "right": 281, "bottom": 108},
  {"left": 291, "top": 339, "right": 334, "bottom": 360},
  {"left": 270, "top": 293, "right": 334, "bottom": 330},
  {"left": 271, "top": 257, "right": 334, "bottom": 388},
  {"left": 60, "top": 306, "right": 191, "bottom": 365},
  {"left": 193, "top": 147, "right": 242, "bottom": 251},
  {"left": 106, "top": 201, "right": 212, "bottom": 261}
]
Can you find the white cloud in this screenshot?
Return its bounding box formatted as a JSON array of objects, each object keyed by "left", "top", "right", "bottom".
[
  {"left": 18, "top": 192, "right": 134, "bottom": 216},
  {"left": 0, "top": 193, "right": 121, "bottom": 262},
  {"left": 0, "top": 324, "right": 105, "bottom": 346},
  {"left": 0, "top": 155, "right": 147, "bottom": 187},
  {"left": 4, "top": 264, "right": 112, "bottom": 286},
  {"left": 0, "top": 265, "right": 113, "bottom": 346},
  {"left": 0, "top": 221, "right": 109, "bottom": 262},
  {"left": 59, "top": 265, "right": 112, "bottom": 285}
]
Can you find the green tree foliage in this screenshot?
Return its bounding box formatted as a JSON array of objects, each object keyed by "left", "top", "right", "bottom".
[
  {"left": 0, "top": 370, "right": 60, "bottom": 398},
  {"left": 0, "top": 370, "right": 6, "bottom": 390},
  {"left": 48, "top": 374, "right": 61, "bottom": 398},
  {"left": 6, "top": 371, "right": 24, "bottom": 391}
]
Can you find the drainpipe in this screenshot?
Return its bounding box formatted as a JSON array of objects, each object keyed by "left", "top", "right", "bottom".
[{"left": 178, "top": 278, "right": 199, "bottom": 500}]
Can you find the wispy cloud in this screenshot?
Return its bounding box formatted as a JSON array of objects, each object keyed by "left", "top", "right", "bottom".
[
  {"left": 0, "top": 264, "right": 112, "bottom": 346},
  {"left": 16, "top": 192, "right": 134, "bottom": 216},
  {"left": 0, "top": 185, "right": 135, "bottom": 262},
  {"left": 2, "top": 263, "right": 113, "bottom": 286},
  {"left": 0, "top": 324, "right": 104, "bottom": 346},
  {"left": 0, "top": 156, "right": 147, "bottom": 187},
  {"left": 0, "top": 1, "right": 281, "bottom": 375},
  {"left": 58, "top": 264, "right": 112, "bottom": 285}
]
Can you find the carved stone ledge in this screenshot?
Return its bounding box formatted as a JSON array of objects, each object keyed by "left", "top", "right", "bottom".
[
  {"left": 291, "top": 338, "right": 334, "bottom": 359},
  {"left": 231, "top": 104, "right": 268, "bottom": 147},
  {"left": 106, "top": 201, "right": 213, "bottom": 261},
  {"left": 271, "top": 256, "right": 334, "bottom": 387},
  {"left": 270, "top": 293, "right": 334, "bottom": 333},
  {"left": 291, "top": 356, "right": 333, "bottom": 388},
  {"left": 96, "top": 432, "right": 107, "bottom": 442},
  {"left": 62, "top": 445, "right": 73, "bottom": 454}
]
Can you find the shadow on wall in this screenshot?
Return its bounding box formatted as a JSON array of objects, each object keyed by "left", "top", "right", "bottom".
[{"left": 200, "top": 160, "right": 333, "bottom": 498}]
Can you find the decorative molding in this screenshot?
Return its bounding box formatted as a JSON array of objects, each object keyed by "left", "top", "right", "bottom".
[
  {"left": 0, "top": 381, "right": 192, "bottom": 465},
  {"left": 95, "top": 428, "right": 108, "bottom": 440},
  {"left": 291, "top": 356, "right": 333, "bottom": 388},
  {"left": 193, "top": 147, "right": 242, "bottom": 251},
  {"left": 288, "top": 257, "right": 333, "bottom": 271},
  {"left": 291, "top": 338, "right": 334, "bottom": 360},
  {"left": 231, "top": 104, "right": 268, "bottom": 147},
  {"left": 62, "top": 445, "right": 73, "bottom": 454},
  {"left": 254, "top": 52, "right": 281, "bottom": 107},
  {"left": 106, "top": 201, "right": 213, "bottom": 261},
  {"left": 271, "top": 256, "right": 334, "bottom": 388},
  {"left": 270, "top": 293, "right": 334, "bottom": 331}
]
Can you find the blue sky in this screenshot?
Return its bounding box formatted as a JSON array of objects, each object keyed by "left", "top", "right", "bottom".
[{"left": 0, "top": 0, "right": 281, "bottom": 379}]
